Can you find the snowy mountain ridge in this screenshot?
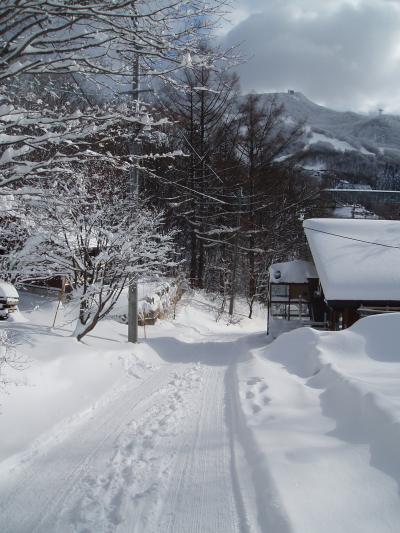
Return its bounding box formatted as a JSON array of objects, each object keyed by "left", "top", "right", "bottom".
[
  {"left": 271, "top": 91, "right": 400, "bottom": 149},
  {"left": 254, "top": 91, "right": 400, "bottom": 183}
]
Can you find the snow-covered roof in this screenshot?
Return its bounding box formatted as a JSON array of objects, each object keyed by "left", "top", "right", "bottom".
[
  {"left": 303, "top": 218, "right": 400, "bottom": 302},
  {"left": 269, "top": 260, "right": 318, "bottom": 284},
  {"left": 0, "top": 280, "right": 19, "bottom": 299}
]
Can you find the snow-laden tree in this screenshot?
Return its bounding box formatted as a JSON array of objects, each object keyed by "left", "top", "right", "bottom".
[
  {"left": 0, "top": 0, "right": 232, "bottom": 187},
  {"left": 147, "top": 55, "right": 240, "bottom": 290},
  {"left": 0, "top": 189, "right": 32, "bottom": 283},
  {"left": 1, "top": 1, "right": 230, "bottom": 81},
  {"left": 235, "top": 94, "right": 316, "bottom": 316},
  {"left": 9, "top": 172, "right": 175, "bottom": 340}
]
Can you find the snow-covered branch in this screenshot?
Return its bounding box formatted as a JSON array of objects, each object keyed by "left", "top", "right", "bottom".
[
  {"left": 6, "top": 172, "right": 175, "bottom": 340},
  {"left": 0, "top": 0, "right": 233, "bottom": 188}
]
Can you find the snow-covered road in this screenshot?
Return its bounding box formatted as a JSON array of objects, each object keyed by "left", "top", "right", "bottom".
[
  {"left": 0, "top": 319, "right": 265, "bottom": 533},
  {"left": 2, "top": 293, "right": 400, "bottom": 533}
]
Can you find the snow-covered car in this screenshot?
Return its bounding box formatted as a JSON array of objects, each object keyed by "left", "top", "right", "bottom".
[{"left": 0, "top": 281, "right": 19, "bottom": 320}]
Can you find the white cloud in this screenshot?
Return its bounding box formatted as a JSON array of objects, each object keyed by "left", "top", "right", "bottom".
[{"left": 221, "top": 0, "right": 400, "bottom": 112}]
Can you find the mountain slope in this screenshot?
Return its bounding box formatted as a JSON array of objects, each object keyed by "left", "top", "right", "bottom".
[{"left": 254, "top": 91, "right": 400, "bottom": 184}]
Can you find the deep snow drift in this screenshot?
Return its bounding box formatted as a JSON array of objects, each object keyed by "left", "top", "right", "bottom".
[{"left": 239, "top": 314, "right": 400, "bottom": 532}]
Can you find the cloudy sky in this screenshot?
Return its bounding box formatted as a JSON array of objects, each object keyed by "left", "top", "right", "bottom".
[{"left": 221, "top": 0, "right": 400, "bottom": 113}]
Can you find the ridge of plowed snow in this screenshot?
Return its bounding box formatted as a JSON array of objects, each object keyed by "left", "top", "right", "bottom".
[{"left": 238, "top": 314, "right": 400, "bottom": 532}]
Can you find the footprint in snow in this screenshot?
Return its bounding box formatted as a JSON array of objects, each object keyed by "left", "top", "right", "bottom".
[
  {"left": 245, "top": 377, "right": 271, "bottom": 414},
  {"left": 247, "top": 377, "right": 262, "bottom": 386}
]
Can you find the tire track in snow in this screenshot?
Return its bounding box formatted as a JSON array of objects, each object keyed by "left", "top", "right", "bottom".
[
  {"left": 149, "top": 367, "right": 211, "bottom": 533},
  {"left": 225, "top": 363, "right": 294, "bottom": 533},
  {"left": 224, "top": 366, "right": 253, "bottom": 533},
  {"left": 125, "top": 364, "right": 211, "bottom": 533},
  {"left": 0, "top": 363, "right": 189, "bottom": 533},
  {"left": 66, "top": 363, "right": 207, "bottom": 533},
  {"left": 157, "top": 366, "right": 241, "bottom": 533}
]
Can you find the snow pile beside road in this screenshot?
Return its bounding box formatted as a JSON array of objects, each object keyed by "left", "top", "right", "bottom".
[
  {"left": 0, "top": 292, "right": 165, "bottom": 464},
  {"left": 0, "top": 333, "right": 159, "bottom": 465},
  {"left": 238, "top": 314, "right": 400, "bottom": 533}
]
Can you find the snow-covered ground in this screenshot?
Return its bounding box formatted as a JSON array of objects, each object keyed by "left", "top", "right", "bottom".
[
  {"left": 238, "top": 315, "right": 400, "bottom": 533},
  {"left": 1, "top": 291, "right": 400, "bottom": 532},
  {"left": 307, "top": 130, "right": 356, "bottom": 153}
]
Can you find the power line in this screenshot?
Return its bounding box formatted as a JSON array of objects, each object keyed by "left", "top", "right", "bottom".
[
  {"left": 144, "top": 168, "right": 228, "bottom": 205},
  {"left": 324, "top": 188, "right": 400, "bottom": 194},
  {"left": 303, "top": 225, "right": 400, "bottom": 250}
]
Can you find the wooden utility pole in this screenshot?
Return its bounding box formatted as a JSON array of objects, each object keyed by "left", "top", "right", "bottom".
[
  {"left": 128, "top": 12, "right": 140, "bottom": 344},
  {"left": 229, "top": 189, "right": 242, "bottom": 316}
]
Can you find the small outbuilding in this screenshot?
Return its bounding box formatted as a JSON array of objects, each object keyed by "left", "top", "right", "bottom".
[
  {"left": 268, "top": 259, "right": 319, "bottom": 329},
  {"left": 303, "top": 218, "right": 400, "bottom": 329}
]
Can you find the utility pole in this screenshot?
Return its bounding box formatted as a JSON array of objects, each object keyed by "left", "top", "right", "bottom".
[
  {"left": 229, "top": 189, "right": 242, "bottom": 316},
  {"left": 128, "top": 12, "right": 140, "bottom": 343}
]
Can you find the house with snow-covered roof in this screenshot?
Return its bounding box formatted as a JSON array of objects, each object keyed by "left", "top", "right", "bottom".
[{"left": 303, "top": 218, "right": 400, "bottom": 329}]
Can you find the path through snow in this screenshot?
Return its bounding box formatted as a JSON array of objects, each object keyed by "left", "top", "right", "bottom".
[
  {"left": 1, "top": 294, "right": 400, "bottom": 532},
  {"left": 0, "top": 306, "right": 271, "bottom": 533}
]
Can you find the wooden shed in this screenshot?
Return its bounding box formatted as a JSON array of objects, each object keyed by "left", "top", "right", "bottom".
[{"left": 268, "top": 260, "right": 319, "bottom": 330}]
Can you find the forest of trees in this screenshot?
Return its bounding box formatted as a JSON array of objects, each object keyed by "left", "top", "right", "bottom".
[
  {"left": 145, "top": 71, "right": 319, "bottom": 316},
  {"left": 0, "top": 0, "right": 321, "bottom": 337}
]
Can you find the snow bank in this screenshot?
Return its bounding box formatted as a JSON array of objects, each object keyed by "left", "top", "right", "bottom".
[{"left": 238, "top": 314, "right": 400, "bottom": 532}]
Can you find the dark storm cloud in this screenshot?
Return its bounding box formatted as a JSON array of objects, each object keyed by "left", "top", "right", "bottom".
[{"left": 222, "top": 0, "right": 400, "bottom": 112}]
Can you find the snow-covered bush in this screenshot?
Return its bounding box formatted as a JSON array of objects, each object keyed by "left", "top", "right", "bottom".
[
  {"left": 9, "top": 173, "right": 176, "bottom": 340},
  {"left": 110, "top": 277, "right": 185, "bottom": 324}
]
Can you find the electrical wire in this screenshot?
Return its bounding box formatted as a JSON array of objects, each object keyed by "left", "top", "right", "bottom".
[{"left": 303, "top": 225, "right": 400, "bottom": 250}]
